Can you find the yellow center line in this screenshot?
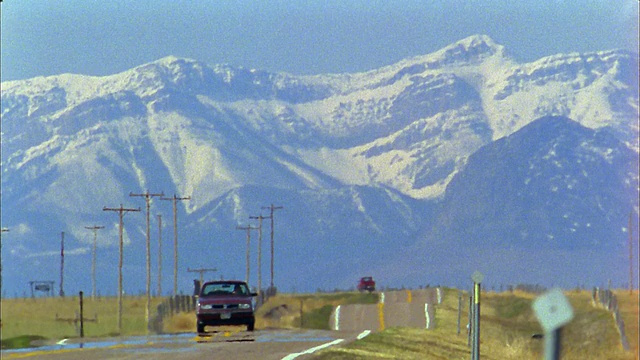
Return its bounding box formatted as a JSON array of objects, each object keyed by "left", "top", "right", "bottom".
[
  {"left": 377, "top": 302, "right": 385, "bottom": 331},
  {"left": 4, "top": 342, "right": 141, "bottom": 359}
]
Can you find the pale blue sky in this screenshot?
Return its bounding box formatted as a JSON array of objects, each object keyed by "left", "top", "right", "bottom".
[{"left": 1, "top": 0, "right": 638, "bottom": 81}]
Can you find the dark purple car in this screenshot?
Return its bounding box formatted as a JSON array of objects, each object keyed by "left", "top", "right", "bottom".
[{"left": 196, "top": 280, "right": 257, "bottom": 333}]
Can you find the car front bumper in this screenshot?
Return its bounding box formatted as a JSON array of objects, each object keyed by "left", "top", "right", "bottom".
[{"left": 196, "top": 311, "right": 255, "bottom": 326}]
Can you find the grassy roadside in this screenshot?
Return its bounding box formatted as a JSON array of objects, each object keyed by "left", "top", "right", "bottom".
[
  {"left": 1, "top": 296, "right": 166, "bottom": 349},
  {"left": 312, "top": 288, "right": 638, "bottom": 359},
  {"left": 613, "top": 290, "right": 639, "bottom": 356},
  {"left": 162, "top": 291, "right": 379, "bottom": 332},
  {"left": 2, "top": 288, "right": 637, "bottom": 359}
]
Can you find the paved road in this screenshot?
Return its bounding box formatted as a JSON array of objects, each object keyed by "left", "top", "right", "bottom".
[
  {"left": 2, "top": 288, "right": 442, "bottom": 360},
  {"left": 1, "top": 329, "right": 367, "bottom": 360},
  {"left": 329, "top": 288, "right": 442, "bottom": 332}
]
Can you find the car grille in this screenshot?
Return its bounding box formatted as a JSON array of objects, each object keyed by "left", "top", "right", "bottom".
[{"left": 210, "top": 304, "right": 240, "bottom": 309}]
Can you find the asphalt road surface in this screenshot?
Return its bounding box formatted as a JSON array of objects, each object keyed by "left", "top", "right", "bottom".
[
  {"left": 2, "top": 329, "right": 368, "bottom": 360},
  {"left": 330, "top": 288, "right": 441, "bottom": 332},
  {"left": 2, "top": 289, "right": 442, "bottom": 360}
]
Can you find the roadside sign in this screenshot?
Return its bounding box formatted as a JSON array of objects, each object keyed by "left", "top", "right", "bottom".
[{"left": 533, "top": 288, "right": 574, "bottom": 332}]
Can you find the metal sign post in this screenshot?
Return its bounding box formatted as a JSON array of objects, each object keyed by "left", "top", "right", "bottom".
[
  {"left": 79, "top": 291, "right": 85, "bottom": 338},
  {"left": 533, "top": 288, "right": 574, "bottom": 360},
  {"left": 471, "top": 271, "right": 484, "bottom": 360}
]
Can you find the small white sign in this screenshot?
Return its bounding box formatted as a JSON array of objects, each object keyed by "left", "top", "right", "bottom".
[
  {"left": 471, "top": 271, "right": 484, "bottom": 283},
  {"left": 532, "top": 288, "right": 574, "bottom": 332}
]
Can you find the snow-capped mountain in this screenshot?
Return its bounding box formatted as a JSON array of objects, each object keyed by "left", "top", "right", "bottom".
[{"left": 1, "top": 35, "right": 638, "bottom": 295}]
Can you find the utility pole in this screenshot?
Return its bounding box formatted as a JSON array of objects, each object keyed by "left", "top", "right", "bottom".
[
  {"left": 630, "top": 211, "right": 634, "bottom": 295},
  {"left": 1, "top": 228, "right": 9, "bottom": 314},
  {"left": 249, "top": 215, "right": 267, "bottom": 294},
  {"left": 261, "top": 204, "right": 283, "bottom": 289},
  {"left": 130, "top": 190, "right": 164, "bottom": 330},
  {"left": 103, "top": 204, "right": 140, "bottom": 334},
  {"left": 236, "top": 225, "right": 257, "bottom": 284},
  {"left": 187, "top": 268, "right": 217, "bottom": 285},
  {"left": 161, "top": 194, "right": 191, "bottom": 295},
  {"left": 60, "top": 231, "right": 65, "bottom": 297},
  {"left": 85, "top": 225, "right": 105, "bottom": 299},
  {"left": 157, "top": 214, "right": 162, "bottom": 297}
]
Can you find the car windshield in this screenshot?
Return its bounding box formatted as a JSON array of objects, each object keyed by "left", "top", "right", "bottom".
[{"left": 201, "top": 282, "right": 249, "bottom": 296}]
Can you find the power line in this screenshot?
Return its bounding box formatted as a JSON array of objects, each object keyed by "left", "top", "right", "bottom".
[
  {"left": 103, "top": 204, "right": 140, "bottom": 334},
  {"left": 130, "top": 190, "right": 164, "bottom": 330},
  {"left": 161, "top": 194, "right": 191, "bottom": 295},
  {"left": 84, "top": 225, "right": 105, "bottom": 300}
]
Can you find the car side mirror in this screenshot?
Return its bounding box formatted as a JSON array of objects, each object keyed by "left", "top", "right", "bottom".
[{"left": 250, "top": 292, "right": 258, "bottom": 297}]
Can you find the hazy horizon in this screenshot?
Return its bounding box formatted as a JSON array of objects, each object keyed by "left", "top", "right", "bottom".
[{"left": 1, "top": 0, "right": 638, "bottom": 81}]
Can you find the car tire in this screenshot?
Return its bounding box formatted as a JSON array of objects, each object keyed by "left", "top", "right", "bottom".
[
  {"left": 197, "top": 323, "right": 205, "bottom": 333},
  {"left": 247, "top": 322, "right": 255, "bottom": 331}
]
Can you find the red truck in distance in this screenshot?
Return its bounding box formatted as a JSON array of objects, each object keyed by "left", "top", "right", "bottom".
[{"left": 357, "top": 276, "right": 376, "bottom": 292}]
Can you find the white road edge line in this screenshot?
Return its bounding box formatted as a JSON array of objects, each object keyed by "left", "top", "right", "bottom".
[
  {"left": 425, "top": 303, "right": 431, "bottom": 329},
  {"left": 281, "top": 339, "right": 345, "bottom": 360},
  {"left": 357, "top": 330, "right": 371, "bottom": 340}
]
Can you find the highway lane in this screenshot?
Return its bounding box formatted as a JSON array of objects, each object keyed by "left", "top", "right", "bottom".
[
  {"left": 329, "top": 288, "right": 442, "bottom": 331},
  {"left": 1, "top": 329, "right": 368, "bottom": 360},
  {"left": 2, "top": 288, "right": 442, "bottom": 359}
]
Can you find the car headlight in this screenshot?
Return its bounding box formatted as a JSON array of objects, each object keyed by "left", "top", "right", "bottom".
[
  {"left": 200, "top": 304, "right": 213, "bottom": 310},
  {"left": 239, "top": 303, "right": 251, "bottom": 309}
]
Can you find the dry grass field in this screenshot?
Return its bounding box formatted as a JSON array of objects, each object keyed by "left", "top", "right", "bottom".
[
  {"left": 614, "top": 290, "right": 639, "bottom": 357},
  {"left": 1, "top": 288, "right": 637, "bottom": 359},
  {"left": 1, "top": 295, "right": 167, "bottom": 343},
  {"left": 162, "top": 291, "right": 378, "bottom": 333},
  {"left": 313, "top": 288, "right": 639, "bottom": 360}
]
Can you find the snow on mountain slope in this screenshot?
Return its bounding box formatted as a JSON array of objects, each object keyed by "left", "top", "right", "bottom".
[
  {"left": 2, "top": 33, "right": 636, "bottom": 215},
  {"left": 1, "top": 35, "right": 638, "bottom": 293}
]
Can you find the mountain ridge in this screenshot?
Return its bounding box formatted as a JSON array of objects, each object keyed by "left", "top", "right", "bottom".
[{"left": 1, "top": 35, "right": 638, "bottom": 294}]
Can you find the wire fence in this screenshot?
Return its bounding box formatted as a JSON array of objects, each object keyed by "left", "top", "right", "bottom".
[
  {"left": 149, "top": 288, "right": 278, "bottom": 333},
  {"left": 591, "top": 287, "right": 630, "bottom": 352}
]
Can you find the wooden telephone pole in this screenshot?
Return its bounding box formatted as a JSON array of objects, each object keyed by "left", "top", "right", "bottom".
[
  {"left": 157, "top": 214, "right": 163, "bottom": 297},
  {"left": 103, "top": 204, "right": 140, "bottom": 334},
  {"left": 187, "top": 268, "right": 217, "bottom": 285},
  {"left": 249, "top": 215, "right": 267, "bottom": 294},
  {"left": 261, "top": 204, "right": 283, "bottom": 289},
  {"left": 630, "top": 212, "right": 634, "bottom": 295},
  {"left": 84, "top": 225, "right": 105, "bottom": 299},
  {"left": 236, "top": 225, "right": 257, "bottom": 284},
  {"left": 130, "top": 190, "right": 163, "bottom": 330},
  {"left": 161, "top": 194, "right": 191, "bottom": 295},
  {"left": 60, "top": 232, "right": 65, "bottom": 297},
  {"left": 0, "top": 228, "right": 8, "bottom": 305}
]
